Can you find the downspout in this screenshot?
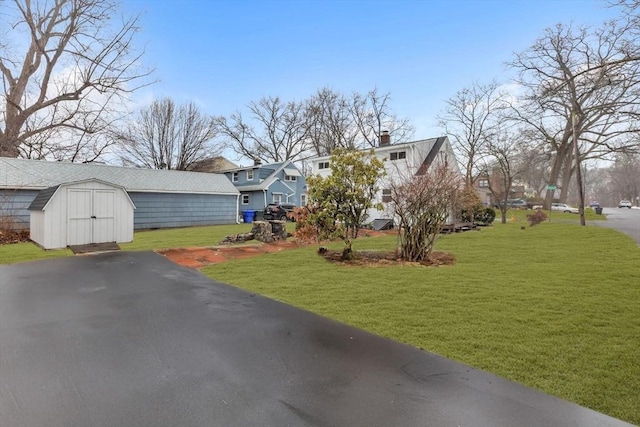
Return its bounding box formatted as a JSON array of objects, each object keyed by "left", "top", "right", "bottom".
[{"left": 235, "top": 193, "right": 240, "bottom": 224}]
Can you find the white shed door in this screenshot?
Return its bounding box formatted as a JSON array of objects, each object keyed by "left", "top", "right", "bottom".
[
  {"left": 93, "top": 190, "right": 115, "bottom": 243},
  {"left": 67, "top": 189, "right": 116, "bottom": 246}
]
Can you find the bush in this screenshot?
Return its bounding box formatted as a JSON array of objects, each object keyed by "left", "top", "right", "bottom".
[
  {"left": 526, "top": 210, "right": 548, "bottom": 227},
  {"left": 477, "top": 207, "right": 496, "bottom": 225}
]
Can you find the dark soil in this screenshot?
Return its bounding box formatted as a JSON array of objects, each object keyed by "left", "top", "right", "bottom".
[
  {"left": 319, "top": 249, "right": 455, "bottom": 267},
  {"left": 0, "top": 229, "right": 30, "bottom": 245}
]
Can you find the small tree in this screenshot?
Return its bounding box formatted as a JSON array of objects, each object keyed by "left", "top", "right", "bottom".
[
  {"left": 457, "top": 184, "right": 484, "bottom": 224},
  {"left": 306, "top": 148, "right": 385, "bottom": 259},
  {"left": 390, "top": 164, "right": 462, "bottom": 262}
]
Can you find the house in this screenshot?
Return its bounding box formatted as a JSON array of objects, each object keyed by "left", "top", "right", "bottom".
[
  {"left": 308, "top": 132, "right": 460, "bottom": 223},
  {"left": 473, "top": 173, "right": 492, "bottom": 206},
  {"left": 222, "top": 160, "right": 306, "bottom": 216},
  {"left": 187, "top": 156, "right": 238, "bottom": 173},
  {"left": 0, "top": 157, "right": 240, "bottom": 231},
  {"left": 473, "top": 170, "right": 529, "bottom": 207}
]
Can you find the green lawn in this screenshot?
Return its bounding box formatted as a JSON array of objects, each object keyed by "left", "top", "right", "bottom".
[{"left": 202, "top": 220, "right": 640, "bottom": 424}]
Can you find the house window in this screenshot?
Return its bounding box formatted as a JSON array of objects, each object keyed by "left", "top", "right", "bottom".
[
  {"left": 272, "top": 193, "right": 282, "bottom": 204},
  {"left": 382, "top": 189, "right": 392, "bottom": 203},
  {"left": 318, "top": 161, "right": 330, "bottom": 169},
  {"left": 389, "top": 151, "right": 406, "bottom": 161},
  {"left": 301, "top": 194, "right": 307, "bottom": 205},
  {"left": 479, "top": 179, "right": 489, "bottom": 188},
  {"left": 232, "top": 172, "right": 238, "bottom": 182},
  {"left": 284, "top": 174, "right": 297, "bottom": 182},
  {"left": 242, "top": 194, "right": 249, "bottom": 205},
  {"left": 246, "top": 170, "right": 254, "bottom": 181}
]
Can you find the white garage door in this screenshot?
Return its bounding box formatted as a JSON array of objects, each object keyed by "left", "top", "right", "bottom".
[{"left": 67, "top": 189, "right": 116, "bottom": 246}]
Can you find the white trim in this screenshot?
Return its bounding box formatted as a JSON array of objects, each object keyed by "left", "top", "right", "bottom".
[{"left": 283, "top": 168, "right": 301, "bottom": 176}]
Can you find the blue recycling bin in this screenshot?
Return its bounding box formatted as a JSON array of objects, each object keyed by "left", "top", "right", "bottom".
[{"left": 242, "top": 210, "right": 256, "bottom": 223}]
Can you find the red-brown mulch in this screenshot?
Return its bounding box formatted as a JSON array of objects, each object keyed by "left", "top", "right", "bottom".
[
  {"left": 157, "top": 240, "right": 302, "bottom": 269},
  {"left": 319, "top": 249, "right": 456, "bottom": 267}
]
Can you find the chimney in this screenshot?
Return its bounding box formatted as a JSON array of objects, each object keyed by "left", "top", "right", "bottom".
[
  {"left": 379, "top": 130, "right": 390, "bottom": 146},
  {"left": 253, "top": 158, "right": 262, "bottom": 166}
]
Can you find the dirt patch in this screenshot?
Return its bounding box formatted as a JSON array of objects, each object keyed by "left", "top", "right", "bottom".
[
  {"left": 319, "top": 249, "right": 455, "bottom": 267},
  {"left": 158, "top": 240, "right": 302, "bottom": 269},
  {"left": 0, "top": 229, "right": 30, "bottom": 245}
]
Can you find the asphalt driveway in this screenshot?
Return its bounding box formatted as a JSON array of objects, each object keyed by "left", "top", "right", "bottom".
[{"left": 0, "top": 251, "right": 633, "bottom": 427}]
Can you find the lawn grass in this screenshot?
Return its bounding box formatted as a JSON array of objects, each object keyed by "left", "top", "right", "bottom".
[
  {"left": 0, "top": 223, "right": 253, "bottom": 264},
  {"left": 0, "top": 242, "right": 73, "bottom": 264},
  {"left": 119, "top": 223, "right": 252, "bottom": 251},
  {"left": 202, "top": 220, "right": 640, "bottom": 424}
]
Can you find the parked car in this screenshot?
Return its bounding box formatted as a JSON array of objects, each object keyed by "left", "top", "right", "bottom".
[
  {"left": 619, "top": 200, "right": 632, "bottom": 208},
  {"left": 589, "top": 200, "right": 600, "bottom": 208},
  {"left": 496, "top": 199, "right": 528, "bottom": 209},
  {"left": 551, "top": 203, "right": 579, "bottom": 213},
  {"left": 263, "top": 203, "right": 296, "bottom": 220}
]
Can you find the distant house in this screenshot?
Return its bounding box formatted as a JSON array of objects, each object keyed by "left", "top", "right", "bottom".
[
  {"left": 0, "top": 157, "right": 239, "bottom": 231},
  {"left": 187, "top": 156, "right": 238, "bottom": 173},
  {"left": 308, "top": 132, "right": 460, "bottom": 223},
  {"left": 473, "top": 173, "right": 492, "bottom": 206},
  {"left": 473, "top": 170, "right": 528, "bottom": 207},
  {"left": 222, "top": 160, "right": 306, "bottom": 215}
]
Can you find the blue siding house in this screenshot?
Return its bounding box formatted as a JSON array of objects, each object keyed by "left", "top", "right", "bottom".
[
  {"left": 223, "top": 161, "right": 306, "bottom": 215},
  {"left": 0, "top": 158, "right": 240, "bottom": 230}
]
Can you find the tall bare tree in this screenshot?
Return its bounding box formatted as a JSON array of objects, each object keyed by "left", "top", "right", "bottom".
[
  {"left": 113, "top": 98, "right": 219, "bottom": 170},
  {"left": 438, "top": 81, "right": 508, "bottom": 187},
  {"left": 350, "top": 87, "right": 414, "bottom": 148},
  {"left": 215, "top": 96, "right": 309, "bottom": 164},
  {"left": 509, "top": 22, "right": 640, "bottom": 213},
  {"left": 0, "top": 0, "right": 151, "bottom": 161},
  {"left": 305, "top": 88, "right": 360, "bottom": 156}
]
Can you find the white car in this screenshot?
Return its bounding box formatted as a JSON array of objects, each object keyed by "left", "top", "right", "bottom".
[
  {"left": 551, "top": 203, "right": 579, "bottom": 213},
  {"left": 619, "top": 200, "right": 632, "bottom": 208}
]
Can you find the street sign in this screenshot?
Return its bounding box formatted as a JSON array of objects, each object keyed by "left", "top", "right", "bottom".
[{"left": 546, "top": 184, "right": 557, "bottom": 190}]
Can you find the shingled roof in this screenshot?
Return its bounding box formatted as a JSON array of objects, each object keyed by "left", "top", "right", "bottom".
[{"left": 0, "top": 158, "right": 239, "bottom": 195}]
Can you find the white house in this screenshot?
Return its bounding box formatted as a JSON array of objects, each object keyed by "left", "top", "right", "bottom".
[{"left": 308, "top": 132, "right": 460, "bottom": 224}]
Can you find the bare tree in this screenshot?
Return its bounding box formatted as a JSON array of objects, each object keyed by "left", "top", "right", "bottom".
[
  {"left": 438, "top": 81, "right": 508, "bottom": 187},
  {"left": 609, "top": 151, "right": 640, "bottom": 203},
  {"left": 509, "top": 22, "right": 640, "bottom": 215},
  {"left": 350, "top": 87, "right": 414, "bottom": 148},
  {"left": 479, "top": 126, "right": 530, "bottom": 224},
  {"left": 215, "top": 96, "right": 309, "bottom": 164},
  {"left": 305, "top": 88, "right": 360, "bottom": 156},
  {"left": 0, "top": 0, "right": 152, "bottom": 161},
  {"left": 113, "top": 98, "right": 219, "bottom": 170}
]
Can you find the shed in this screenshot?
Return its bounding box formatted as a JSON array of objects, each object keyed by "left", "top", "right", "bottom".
[{"left": 29, "top": 179, "right": 135, "bottom": 249}]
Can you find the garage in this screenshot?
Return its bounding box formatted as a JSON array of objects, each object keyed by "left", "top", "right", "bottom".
[{"left": 28, "top": 179, "right": 135, "bottom": 249}]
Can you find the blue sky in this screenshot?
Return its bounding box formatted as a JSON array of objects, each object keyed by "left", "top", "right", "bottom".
[{"left": 123, "top": 0, "right": 615, "bottom": 159}]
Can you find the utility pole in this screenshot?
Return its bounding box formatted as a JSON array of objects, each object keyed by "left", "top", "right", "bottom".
[{"left": 571, "top": 108, "right": 586, "bottom": 226}]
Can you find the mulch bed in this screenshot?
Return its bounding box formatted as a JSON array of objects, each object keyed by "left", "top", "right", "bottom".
[{"left": 319, "top": 249, "right": 455, "bottom": 267}]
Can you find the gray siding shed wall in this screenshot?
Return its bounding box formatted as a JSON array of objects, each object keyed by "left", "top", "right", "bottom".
[
  {"left": 2, "top": 190, "right": 238, "bottom": 231},
  {"left": 0, "top": 189, "right": 40, "bottom": 230},
  {"left": 129, "top": 192, "right": 237, "bottom": 229}
]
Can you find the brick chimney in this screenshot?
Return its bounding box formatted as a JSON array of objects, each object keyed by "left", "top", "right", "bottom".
[
  {"left": 379, "top": 130, "right": 390, "bottom": 146},
  {"left": 253, "top": 158, "right": 262, "bottom": 166}
]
